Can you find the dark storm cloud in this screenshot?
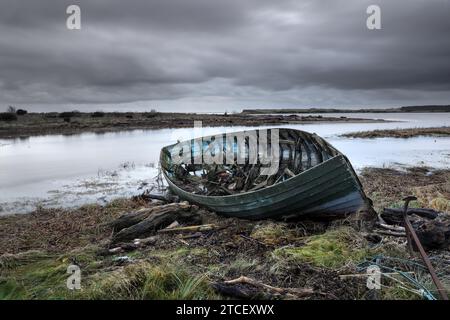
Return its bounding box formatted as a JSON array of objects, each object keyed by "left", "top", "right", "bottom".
[{"left": 0, "top": 0, "right": 449, "bottom": 109}]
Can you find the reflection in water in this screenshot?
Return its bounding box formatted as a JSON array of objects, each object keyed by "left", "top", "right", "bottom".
[{"left": 0, "top": 113, "right": 449, "bottom": 214}]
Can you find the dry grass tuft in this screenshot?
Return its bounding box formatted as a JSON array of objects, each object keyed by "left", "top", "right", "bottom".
[
  {"left": 0, "top": 198, "right": 151, "bottom": 254},
  {"left": 359, "top": 167, "right": 450, "bottom": 212}
]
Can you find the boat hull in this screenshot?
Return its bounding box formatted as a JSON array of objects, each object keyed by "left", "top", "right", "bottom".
[{"left": 162, "top": 153, "right": 369, "bottom": 220}]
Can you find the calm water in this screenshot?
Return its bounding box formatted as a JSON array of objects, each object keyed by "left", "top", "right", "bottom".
[{"left": 1, "top": 113, "right": 449, "bottom": 214}]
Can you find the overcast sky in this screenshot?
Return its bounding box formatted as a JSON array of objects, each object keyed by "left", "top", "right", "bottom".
[{"left": 0, "top": 0, "right": 449, "bottom": 112}]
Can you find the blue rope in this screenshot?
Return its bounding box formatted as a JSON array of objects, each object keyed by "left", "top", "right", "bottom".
[{"left": 358, "top": 255, "right": 437, "bottom": 300}]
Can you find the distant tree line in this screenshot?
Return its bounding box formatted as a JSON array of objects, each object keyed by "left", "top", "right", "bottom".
[{"left": 0, "top": 106, "right": 28, "bottom": 121}]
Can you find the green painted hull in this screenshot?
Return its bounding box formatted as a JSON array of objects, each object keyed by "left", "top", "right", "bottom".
[{"left": 160, "top": 128, "right": 369, "bottom": 219}]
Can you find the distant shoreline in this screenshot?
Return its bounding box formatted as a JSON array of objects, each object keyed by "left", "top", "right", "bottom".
[
  {"left": 341, "top": 126, "right": 450, "bottom": 139},
  {"left": 0, "top": 111, "right": 387, "bottom": 139},
  {"left": 242, "top": 105, "right": 450, "bottom": 114}
]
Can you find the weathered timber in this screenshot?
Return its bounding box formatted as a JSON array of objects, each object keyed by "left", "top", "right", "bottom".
[
  {"left": 376, "top": 218, "right": 450, "bottom": 250},
  {"left": 110, "top": 202, "right": 191, "bottom": 232},
  {"left": 381, "top": 208, "right": 439, "bottom": 225},
  {"left": 376, "top": 222, "right": 405, "bottom": 233},
  {"left": 416, "top": 220, "right": 450, "bottom": 250},
  {"left": 134, "top": 235, "right": 159, "bottom": 246},
  {"left": 212, "top": 276, "right": 315, "bottom": 300},
  {"left": 339, "top": 272, "right": 414, "bottom": 279},
  {"left": 111, "top": 202, "right": 201, "bottom": 243},
  {"left": 158, "top": 224, "right": 218, "bottom": 233},
  {"left": 375, "top": 230, "right": 406, "bottom": 237},
  {"left": 106, "top": 236, "right": 160, "bottom": 254}
]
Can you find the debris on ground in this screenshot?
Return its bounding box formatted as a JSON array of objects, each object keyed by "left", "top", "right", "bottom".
[{"left": 0, "top": 167, "right": 449, "bottom": 300}]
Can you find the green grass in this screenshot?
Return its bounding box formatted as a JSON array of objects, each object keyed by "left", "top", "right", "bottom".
[
  {"left": 0, "top": 245, "right": 218, "bottom": 300},
  {"left": 227, "top": 257, "right": 259, "bottom": 274},
  {"left": 0, "top": 279, "right": 27, "bottom": 299},
  {"left": 0, "top": 255, "right": 72, "bottom": 299},
  {"left": 272, "top": 227, "right": 371, "bottom": 269},
  {"left": 85, "top": 263, "right": 216, "bottom": 300},
  {"left": 0, "top": 246, "right": 102, "bottom": 299},
  {"left": 388, "top": 200, "right": 421, "bottom": 209}
]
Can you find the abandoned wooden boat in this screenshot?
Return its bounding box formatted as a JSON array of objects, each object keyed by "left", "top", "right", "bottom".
[{"left": 160, "top": 128, "right": 371, "bottom": 219}]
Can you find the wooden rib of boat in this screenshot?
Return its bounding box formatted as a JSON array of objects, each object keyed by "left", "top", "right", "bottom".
[{"left": 160, "top": 128, "right": 371, "bottom": 220}]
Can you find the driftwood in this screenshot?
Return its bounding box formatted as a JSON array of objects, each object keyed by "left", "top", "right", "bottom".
[
  {"left": 165, "top": 221, "right": 180, "bottom": 229},
  {"left": 109, "top": 202, "right": 191, "bottom": 232},
  {"left": 212, "top": 276, "right": 315, "bottom": 300},
  {"left": 375, "top": 230, "right": 406, "bottom": 237},
  {"left": 372, "top": 222, "right": 406, "bottom": 238},
  {"left": 134, "top": 236, "right": 159, "bottom": 246},
  {"left": 339, "top": 272, "right": 414, "bottom": 279},
  {"left": 109, "top": 208, "right": 154, "bottom": 232},
  {"left": 381, "top": 208, "right": 439, "bottom": 225},
  {"left": 140, "top": 193, "right": 169, "bottom": 202},
  {"left": 376, "top": 222, "right": 405, "bottom": 232},
  {"left": 376, "top": 221, "right": 450, "bottom": 250},
  {"left": 111, "top": 202, "right": 202, "bottom": 244},
  {"left": 180, "top": 232, "right": 203, "bottom": 239},
  {"left": 416, "top": 220, "right": 450, "bottom": 250},
  {"left": 133, "top": 189, "right": 180, "bottom": 203},
  {"left": 106, "top": 236, "right": 159, "bottom": 254},
  {"left": 158, "top": 224, "right": 218, "bottom": 233},
  {"left": 108, "top": 244, "right": 139, "bottom": 254},
  {"left": 378, "top": 208, "right": 450, "bottom": 250}
]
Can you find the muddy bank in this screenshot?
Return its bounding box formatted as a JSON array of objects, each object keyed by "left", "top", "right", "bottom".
[
  {"left": 341, "top": 126, "right": 450, "bottom": 139},
  {"left": 1, "top": 167, "right": 449, "bottom": 300},
  {"left": 0, "top": 112, "right": 386, "bottom": 139}
]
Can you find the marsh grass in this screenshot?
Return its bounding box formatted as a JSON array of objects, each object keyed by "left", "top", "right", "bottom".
[
  {"left": 0, "top": 246, "right": 103, "bottom": 299},
  {"left": 359, "top": 167, "right": 450, "bottom": 213},
  {"left": 0, "top": 255, "right": 72, "bottom": 299},
  {"left": 250, "top": 222, "right": 304, "bottom": 245},
  {"left": 0, "top": 198, "right": 148, "bottom": 255},
  {"left": 272, "top": 227, "right": 371, "bottom": 269},
  {"left": 342, "top": 126, "right": 450, "bottom": 139},
  {"left": 0, "top": 245, "right": 218, "bottom": 300},
  {"left": 86, "top": 263, "right": 215, "bottom": 300}
]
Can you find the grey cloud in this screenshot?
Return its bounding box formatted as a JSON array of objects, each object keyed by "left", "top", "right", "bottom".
[{"left": 0, "top": 0, "right": 449, "bottom": 109}]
